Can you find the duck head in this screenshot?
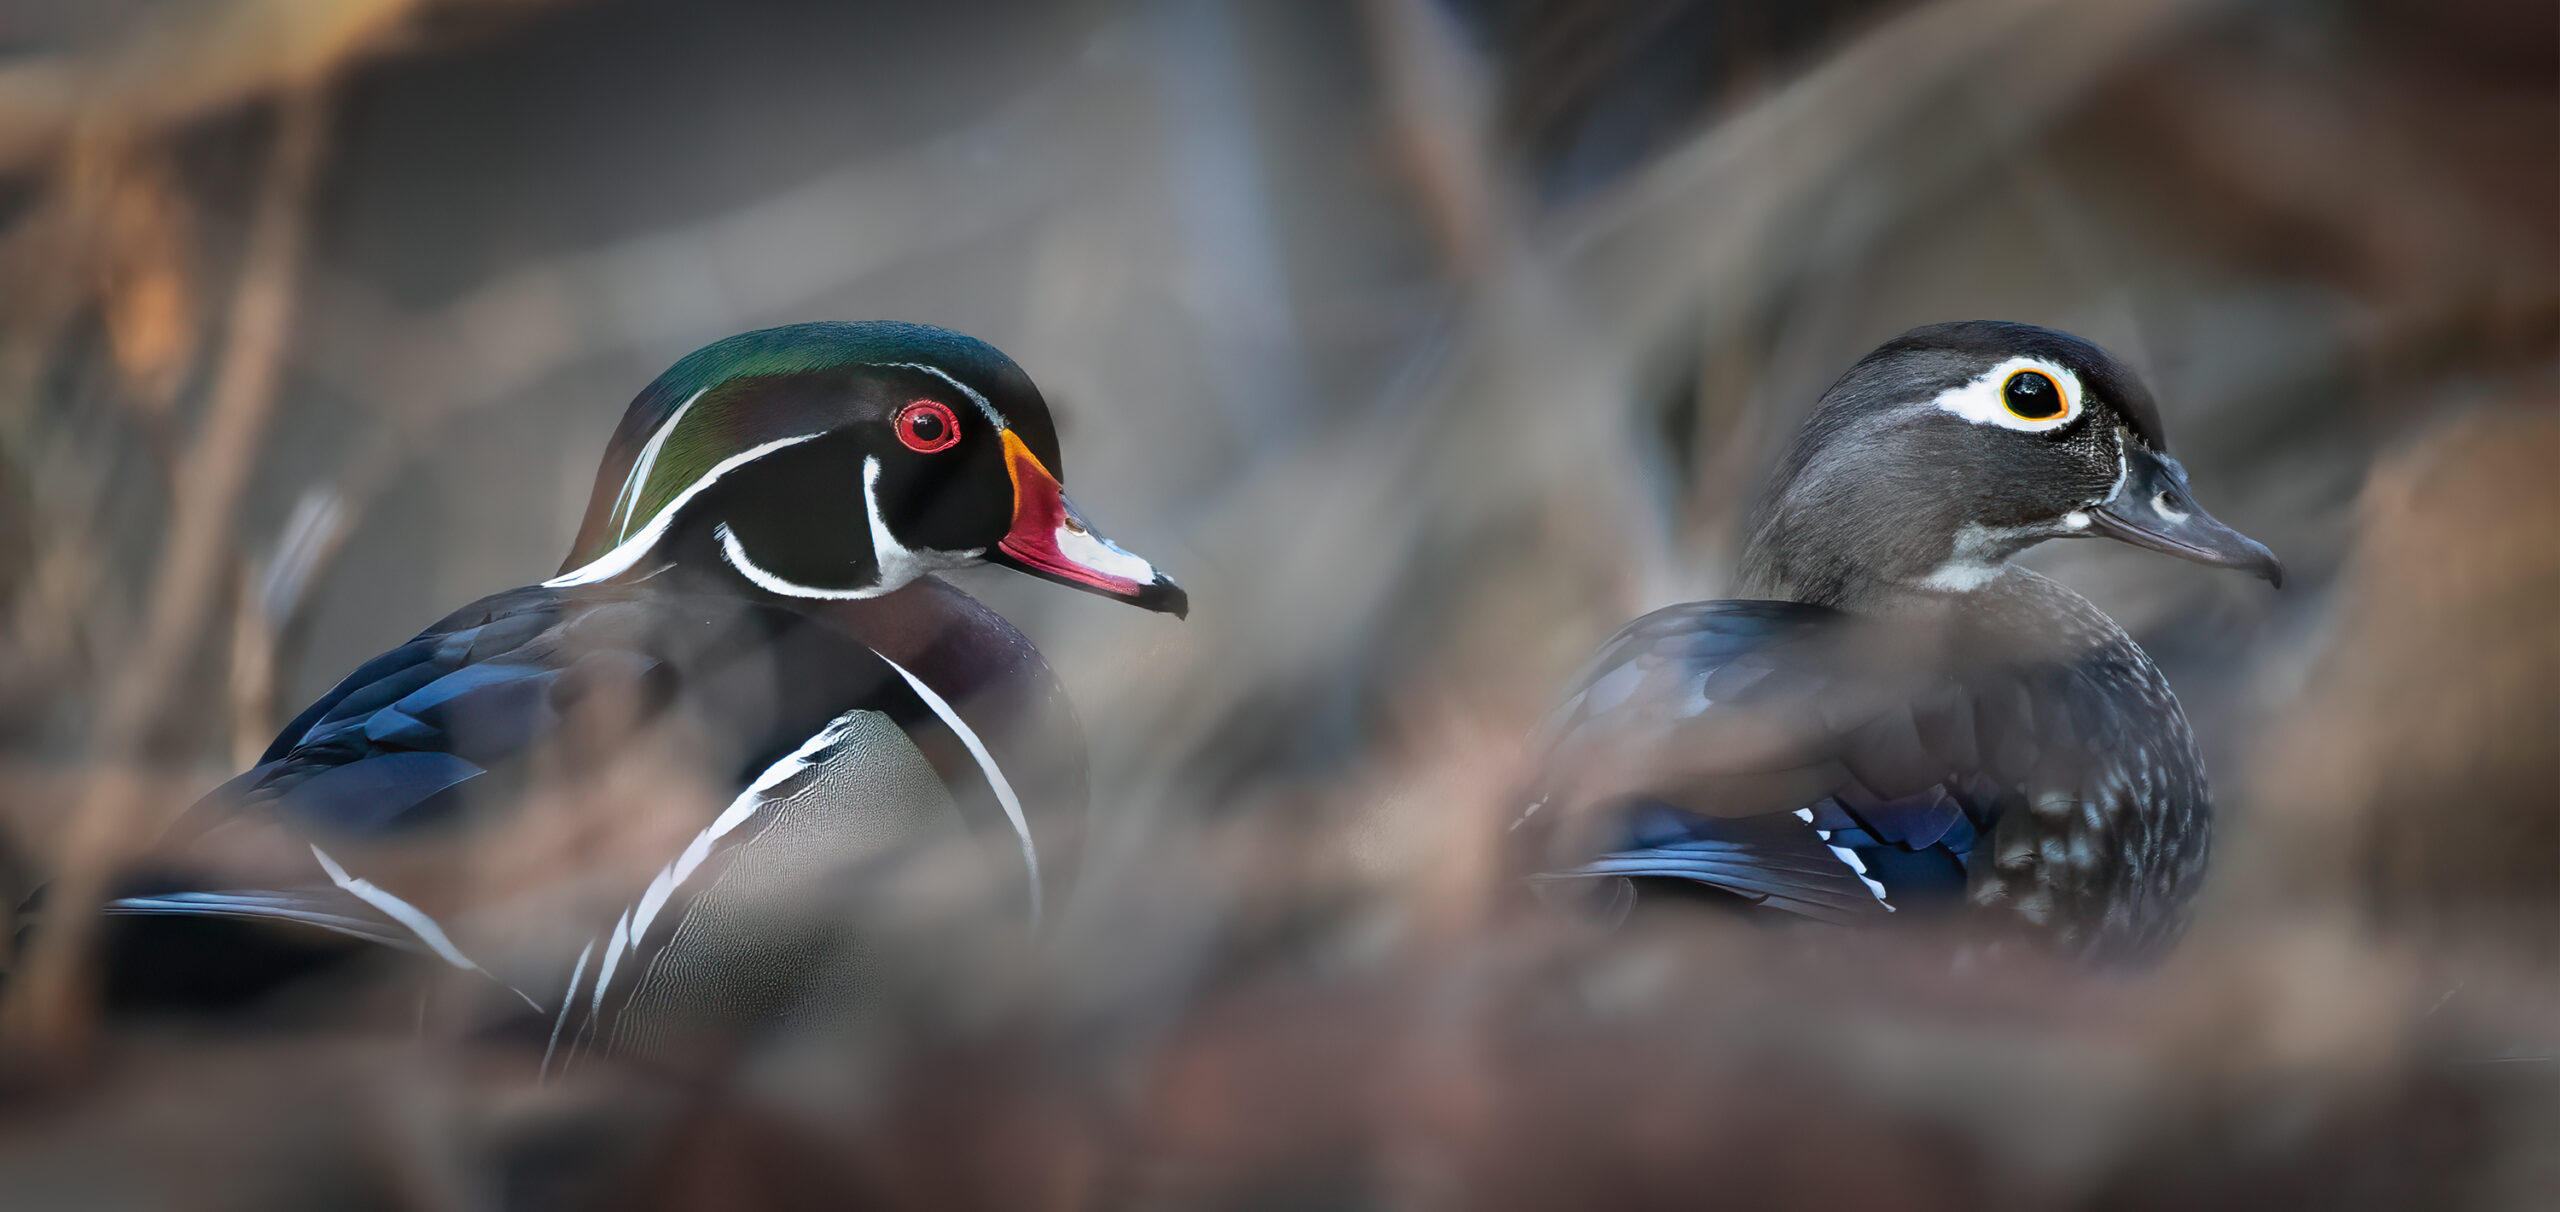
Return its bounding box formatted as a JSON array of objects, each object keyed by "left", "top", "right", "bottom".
[
  {"left": 550, "top": 321, "right": 1187, "bottom": 616},
  {"left": 1738, "top": 320, "right": 2280, "bottom": 609}
]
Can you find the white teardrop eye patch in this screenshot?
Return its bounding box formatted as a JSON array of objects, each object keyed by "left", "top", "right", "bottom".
[{"left": 1930, "top": 356, "right": 2084, "bottom": 433}]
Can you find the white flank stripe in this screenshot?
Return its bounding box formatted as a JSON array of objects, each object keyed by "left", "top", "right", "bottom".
[
  {"left": 591, "top": 909, "right": 631, "bottom": 1015},
  {"left": 624, "top": 709, "right": 876, "bottom": 960},
  {"left": 543, "top": 939, "right": 596, "bottom": 1078},
  {"left": 579, "top": 672, "right": 1042, "bottom": 1021},
  {"left": 626, "top": 863, "right": 683, "bottom": 950},
  {"left": 547, "top": 432, "right": 826, "bottom": 587},
  {"left": 878, "top": 653, "right": 1042, "bottom": 928}
]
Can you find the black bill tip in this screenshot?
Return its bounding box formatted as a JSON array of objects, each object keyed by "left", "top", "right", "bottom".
[{"left": 2089, "top": 447, "right": 2283, "bottom": 588}]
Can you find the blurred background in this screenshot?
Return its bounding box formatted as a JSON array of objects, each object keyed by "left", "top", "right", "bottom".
[{"left": 0, "top": 0, "right": 2551, "bottom": 1206}]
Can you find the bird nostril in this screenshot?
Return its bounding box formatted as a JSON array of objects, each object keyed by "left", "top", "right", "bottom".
[{"left": 1063, "top": 517, "right": 1088, "bottom": 536}]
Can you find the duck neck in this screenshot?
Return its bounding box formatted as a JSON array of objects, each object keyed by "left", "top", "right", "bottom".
[{"left": 1736, "top": 475, "right": 2032, "bottom": 612}]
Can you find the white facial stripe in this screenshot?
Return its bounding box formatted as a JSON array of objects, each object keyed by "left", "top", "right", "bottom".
[
  {"left": 1053, "top": 523, "right": 1159, "bottom": 584},
  {"left": 549, "top": 432, "right": 827, "bottom": 587},
  {"left": 1929, "top": 356, "right": 2083, "bottom": 433},
  {"left": 560, "top": 362, "right": 1003, "bottom": 593},
  {"left": 709, "top": 457, "right": 982, "bottom": 600},
  {"left": 879, "top": 653, "right": 1042, "bottom": 928},
  {"left": 879, "top": 361, "right": 1006, "bottom": 429},
  {"left": 606, "top": 387, "right": 707, "bottom": 542}
]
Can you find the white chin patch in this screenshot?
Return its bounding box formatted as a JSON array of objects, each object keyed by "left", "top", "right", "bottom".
[
  {"left": 1055, "top": 524, "right": 1158, "bottom": 584},
  {"left": 1930, "top": 355, "right": 2084, "bottom": 433}
]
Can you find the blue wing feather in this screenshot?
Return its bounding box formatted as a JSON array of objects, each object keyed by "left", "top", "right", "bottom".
[
  {"left": 1537, "top": 600, "right": 1999, "bottom": 921},
  {"left": 271, "top": 751, "right": 486, "bottom": 835},
  {"left": 204, "top": 589, "right": 571, "bottom": 840}
]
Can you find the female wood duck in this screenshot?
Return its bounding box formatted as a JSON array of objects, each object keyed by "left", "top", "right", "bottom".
[
  {"left": 1523, "top": 322, "right": 2279, "bottom": 958},
  {"left": 108, "top": 322, "right": 1185, "bottom": 1065}
]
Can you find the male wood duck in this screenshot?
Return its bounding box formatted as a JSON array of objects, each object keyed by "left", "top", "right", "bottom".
[
  {"left": 107, "top": 321, "right": 1184, "bottom": 1065},
  {"left": 1523, "top": 322, "right": 2279, "bottom": 958}
]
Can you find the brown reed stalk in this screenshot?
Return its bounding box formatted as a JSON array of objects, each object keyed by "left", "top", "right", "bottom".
[{"left": 4, "top": 84, "right": 334, "bottom": 1056}]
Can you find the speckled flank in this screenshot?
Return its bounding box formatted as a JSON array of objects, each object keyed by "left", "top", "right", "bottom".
[{"left": 1958, "top": 569, "right": 2212, "bottom": 953}]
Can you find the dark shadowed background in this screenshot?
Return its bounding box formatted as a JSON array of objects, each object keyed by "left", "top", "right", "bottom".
[{"left": 0, "top": 0, "right": 2551, "bottom": 1207}]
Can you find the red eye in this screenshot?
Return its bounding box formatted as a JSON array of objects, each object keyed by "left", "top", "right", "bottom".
[{"left": 896, "top": 400, "right": 960, "bottom": 453}]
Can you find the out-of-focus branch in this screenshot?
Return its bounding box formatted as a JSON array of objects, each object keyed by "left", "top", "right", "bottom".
[
  {"left": 230, "top": 487, "right": 352, "bottom": 768},
  {"left": 281, "top": 56, "right": 1107, "bottom": 436},
  {"left": 1076, "top": 0, "right": 2225, "bottom": 744},
  {"left": 1360, "top": 0, "right": 1501, "bottom": 280},
  {"left": 0, "top": 0, "right": 429, "bottom": 173},
  {"left": 1563, "top": 0, "right": 2226, "bottom": 351},
  {"left": 5, "top": 85, "right": 334, "bottom": 1055},
  {"left": 215, "top": 59, "right": 1115, "bottom": 625}
]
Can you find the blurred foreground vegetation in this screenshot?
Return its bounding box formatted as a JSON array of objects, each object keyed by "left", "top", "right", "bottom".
[{"left": 0, "top": 1, "right": 2550, "bottom": 1207}]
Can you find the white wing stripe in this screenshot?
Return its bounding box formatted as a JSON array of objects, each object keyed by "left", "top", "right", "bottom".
[
  {"left": 309, "top": 844, "right": 544, "bottom": 1009},
  {"left": 310, "top": 845, "right": 476, "bottom": 972}
]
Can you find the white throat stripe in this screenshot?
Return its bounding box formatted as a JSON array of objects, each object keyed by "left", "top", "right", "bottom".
[
  {"left": 710, "top": 456, "right": 981, "bottom": 600},
  {"left": 879, "top": 653, "right": 1042, "bottom": 928}
]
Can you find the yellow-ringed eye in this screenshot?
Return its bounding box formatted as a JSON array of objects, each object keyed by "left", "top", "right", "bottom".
[{"left": 2002, "top": 369, "right": 2065, "bottom": 421}]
